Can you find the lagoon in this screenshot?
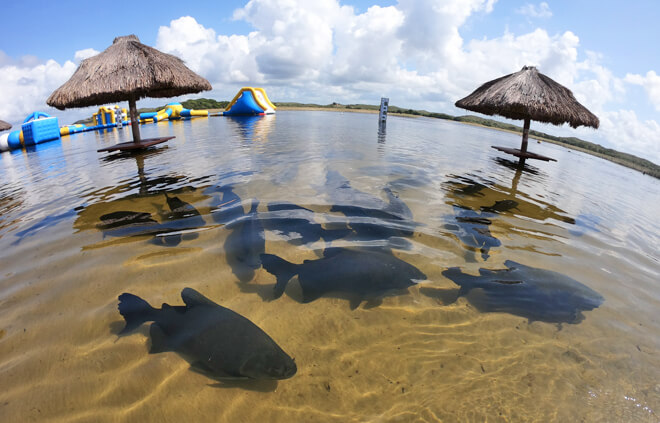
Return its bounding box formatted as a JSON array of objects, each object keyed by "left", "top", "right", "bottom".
[{"left": 0, "top": 111, "right": 658, "bottom": 421}]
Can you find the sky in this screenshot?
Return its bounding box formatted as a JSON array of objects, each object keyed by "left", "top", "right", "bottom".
[{"left": 1, "top": 0, "right": 659, "bottom": 163}]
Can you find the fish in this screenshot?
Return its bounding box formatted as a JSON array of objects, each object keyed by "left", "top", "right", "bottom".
[
  {"left": 262, "top": 202, "right": 350, "bottom": 245},
  {"left": 118, "top": 287, "right": 297, "bottom": 380},
  {"left": 324, "top": 170, "right": 391, "bottom": 211},
  {"left": 327, "top": 174, "right": 418, "bottom": 241},
  {"left": 445, "top": 206, "right": 501, "bottom": 261},
  {"left": 480, "top": 199, "right": 519, "bottom": 214},
  {"left": 224, "top": 199, "right": 265, "bottom": 280},
  {"left": 261, "top": 247, "right": 427, "bottom": 308},
  {"left": 210, "top": 186, "right": 244, "bottom": 225},
  {"left": 12, "top": 209, "right": 78, "bottom": 244},
  {"left": 439, "top": 260, "right": 604, "bottom": 324}
]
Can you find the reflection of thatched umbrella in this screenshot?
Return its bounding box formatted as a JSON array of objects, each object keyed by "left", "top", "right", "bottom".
[
  {"left": 0, "top": 120, "right": 11, "bottom": 131},
  {"left": 455, "top": 66, "right": 599, "bottom": 162},
  {"left": 47, "top": 35, "right": 211, "bottom": 150}
]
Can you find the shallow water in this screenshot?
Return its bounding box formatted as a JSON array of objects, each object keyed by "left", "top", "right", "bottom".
[{"left": 0, "top": 111, "right": 658, "bottom": 422}]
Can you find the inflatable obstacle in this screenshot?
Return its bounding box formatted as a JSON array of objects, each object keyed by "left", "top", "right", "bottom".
[
  {"left": 223, "top": 87, "right": 276, "bottom": 116},
  {"left": 93, "top": 105, "right": 128, "bottom": 128},
  {"left": 139, "top": 102, "right": 209, "bottom": 123},
  {"left": 1, "top": 112, "right": 61, "bottom": 152}
]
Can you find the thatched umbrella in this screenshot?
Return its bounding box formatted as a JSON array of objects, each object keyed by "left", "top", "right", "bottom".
[
  {"left": 0, "top": 120, "right": 11, "bottom": 132},
  {"left": 455, "top": 66, "right": 599, "bottom": 162},
  {"left": 47, "top": 35, "right": 211, "bottom": 150}
]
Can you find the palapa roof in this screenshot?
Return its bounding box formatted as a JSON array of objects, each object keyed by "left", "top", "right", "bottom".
[
  {"left": 0, "top": 120, "right": 11, "bottom": 131},
  {"left": 455, "top": 66, "right": 599, "bottom": 129},
  {"left": 47, "top": 35, "right": 211, "bottom": 109}
]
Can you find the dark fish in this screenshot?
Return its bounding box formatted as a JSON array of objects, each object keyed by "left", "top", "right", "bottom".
[
  {"left": 445, "top": 206, "right": 501, "bottom": 261},
  {"left": 383, "top": 187, "right": 413, "bottom": 221},
  {"left": 210, "top": 186, "right": 244, "bottom": 225},
  {"left": 224, "top": 199, "right": 265, "bottom": 281},
  {"left": 261, "top": 247, "right": 426, "bottom": 308},
  {"left": 118, "top": 287, "right": 297, "bottom": 380},
  {"left": 13, "top": 209, "right": 77, "bottom": 244},
  {"left": 328, "top": 181, "right": 418, "bottom": 241},
  {"left": 440, "top": 260, "right": 603, "bottom": 324},
  {"left": 325, "top": 170, "right": 391, "bottom": 211},
  {"left": 262, "top": 202, "right": 350, "bottom": 245},
  {"left": 480, "top": 199, "right": 519, "bottom": 214}
]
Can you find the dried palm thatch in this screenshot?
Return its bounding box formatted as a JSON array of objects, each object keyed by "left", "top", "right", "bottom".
[
  {"left": 455, "top": 66, "right": 599, "bottom": 128},
  {"left": 0, "top": 120, "right": 11, "bottom": 132},
  {"left": 47, "top": 35, "right": 211, "bottom": 145},
  {"left": 455, "top": 66, "right": 599, "bottom": 161}
]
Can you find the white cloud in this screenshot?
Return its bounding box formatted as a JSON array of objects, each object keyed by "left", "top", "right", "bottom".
[
  {"left": 625, "top": 70, "right": 660, "bottom": 112},
  {"left": 0, "top": 59, "right": 77, "bottom": 124},
  {"left": 74, "top": 48, "right": 100, "bottom": 63},
  {"left": 595, "top": 110, "right": 660, "bottom": 158},
  {"left": 516, "top": 2, "right": 552, "bottom": 18}
]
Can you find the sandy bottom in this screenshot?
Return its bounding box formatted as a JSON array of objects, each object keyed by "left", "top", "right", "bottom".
[{"left": 1, "top": 188, "right": 658, "bottom": 423}]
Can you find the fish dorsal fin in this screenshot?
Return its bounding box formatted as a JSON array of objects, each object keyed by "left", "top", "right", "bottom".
[
  {"left": 504, "top": 260, "right": 521, "bottom": 269},
  {"left": 181, "top": 288, "right": 219, "bottom": 308}
]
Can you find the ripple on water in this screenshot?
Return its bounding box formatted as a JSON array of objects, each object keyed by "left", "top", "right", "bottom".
[{"left": 0, "top": 112, "right": 658, "bottom": 422}]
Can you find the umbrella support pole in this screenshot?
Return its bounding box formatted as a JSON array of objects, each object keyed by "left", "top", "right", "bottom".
[
  {"left": 518, "top": 118, "right": 531, "bottom": 166},
  {"left": 520, "top": 118, "right": 530, "bottom": 153},
  {"left": 129, "top": 98, "right": 141, "bottom": 144}
]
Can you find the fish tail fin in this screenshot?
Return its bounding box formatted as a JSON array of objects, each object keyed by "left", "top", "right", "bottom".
[
  {"left": 118, "top": 293, "right": 158, "bottom": 334},
  {"left": 260, "top": 253, "right": 297, "bottom": 298}
]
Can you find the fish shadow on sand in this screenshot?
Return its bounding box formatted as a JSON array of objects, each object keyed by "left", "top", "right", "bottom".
[
  {"left": 150, "top": 193, "right": 206, "bottom": 247},
  {"left": 443, "top": 205, "right": 502, "bottom": 262},
  {"left": 116, "top": 288, "right": 296, "bottom": 389},
  {"left": 96, "top": 192, "right": 206, "bottom": 247},
  {"left": 260, "top": 246, "right": 427, "bottom": 309},
  {"left": 421, "top": 260, "right": 604, "bottom": 327}
]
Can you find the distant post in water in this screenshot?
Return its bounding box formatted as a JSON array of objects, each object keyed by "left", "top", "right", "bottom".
[
  {"left": 379, "top": 97, "right": 389, "bottom": 123},
  {"left": 378, "top": 97, "right": 389, "bottom": 139}
]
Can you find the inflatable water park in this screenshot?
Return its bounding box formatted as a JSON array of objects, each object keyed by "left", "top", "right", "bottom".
[
  {"left": 223, "top": 87, "right": 276, "bottom": 116},
  {"left": 0, "top": 87, "right": 277, "bottom": 152}
]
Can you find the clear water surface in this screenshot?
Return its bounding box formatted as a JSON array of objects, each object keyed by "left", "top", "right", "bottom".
[{"left": 0, "top": 111, "right": 658, "bottom": 422}]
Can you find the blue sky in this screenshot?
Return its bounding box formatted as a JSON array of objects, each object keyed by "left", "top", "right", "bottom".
[{"left": 1, "top": 0, "right": 659, "bottom": 163}]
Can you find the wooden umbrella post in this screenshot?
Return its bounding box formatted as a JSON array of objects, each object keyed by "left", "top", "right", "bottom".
[
  {"left": 128, "top": 97, "right": 141, "bottom": 144},
  {"left": 520, "top": 118, "right": 530, "bottom": 153}
]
